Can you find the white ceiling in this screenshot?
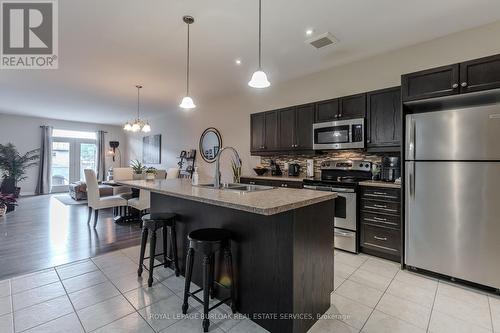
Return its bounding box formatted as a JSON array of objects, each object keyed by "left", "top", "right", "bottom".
[{"left": 1, "top": 0, "right": 500, "bottom": 125}]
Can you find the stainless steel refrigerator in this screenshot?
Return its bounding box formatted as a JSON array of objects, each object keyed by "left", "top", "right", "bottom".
[{"left": 405, "top": 103, "right": 500, "bottom": 289}]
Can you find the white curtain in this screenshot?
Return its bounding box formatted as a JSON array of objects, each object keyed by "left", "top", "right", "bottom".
[
  {"left": 96, "top": 130, "right": 106, "bottom": 181},
  {"left": 35, "top": 126, "right": 53, "bottom": 195}
]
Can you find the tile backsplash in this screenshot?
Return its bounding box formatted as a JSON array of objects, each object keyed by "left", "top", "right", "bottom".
[{"left": 259, "top": 150, "right": 389, "bottom": 178}]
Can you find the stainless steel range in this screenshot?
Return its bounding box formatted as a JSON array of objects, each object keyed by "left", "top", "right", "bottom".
[{"left": 303, "top": 160, "right": 372, "bottom": 253}]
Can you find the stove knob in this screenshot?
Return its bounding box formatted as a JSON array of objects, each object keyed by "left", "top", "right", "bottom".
[
  {"left": 359, "top": 163, "right": 363, "bottom": 167},
  {"left": 365, "top": 164, "right": 370, "bottom": 168}
]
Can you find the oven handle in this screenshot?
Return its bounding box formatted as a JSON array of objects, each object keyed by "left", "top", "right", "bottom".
[
  {"left": 303, "top": 185, "right": 355, "bottom": 193},
  {"left": 334, "top": 231, "right": 354, "bottom": 238}
]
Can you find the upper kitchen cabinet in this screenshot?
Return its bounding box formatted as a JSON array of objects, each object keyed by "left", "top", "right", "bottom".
[
  {"left": 251, "top": 113, "right": 265, "bottom": 152},
  {"left": 279, "top": 104, "right": 315, "bottom": 151},
  {"left": 459, "top": 54, "right": 500, "bottom": 93},
  {"left": 250, "top": 111, "right": 279, "bottom": 154},
  {"left": 366, "top": 87, "right": 401, "bottom": 151},
  {"left": 339, "top": 93, "right": 366, "bottom": 119},
  {"left": 295, "top": 104, "right": 315, "bottom": 149},
  {"left": 402, "top": 64, "right": 460, "bottom": 102},
  {"left": 315, "top": 99, "right": 339, "bottom": 123},
  {"left": 402, "top": 54, "right": 500, "bottom": 102},
  {"left": 279, "top": 107, "right": 296, "bottom": 150}
]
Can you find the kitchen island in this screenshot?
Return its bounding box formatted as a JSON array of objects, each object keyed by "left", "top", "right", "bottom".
[{"left": 117, "top": 179, "right": 336, "bottom": 333}]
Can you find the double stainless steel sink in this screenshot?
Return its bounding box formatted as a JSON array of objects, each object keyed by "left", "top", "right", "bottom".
[{"left": 196, "top": 183, "right": 274, "bottom": 192}]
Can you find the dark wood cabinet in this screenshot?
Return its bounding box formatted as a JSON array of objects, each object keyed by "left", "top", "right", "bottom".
[
  {"left": 264, "top": 111, "right": 279, "bottom": 151},
  {"left": 366, "top": 87, "right": 401, "bottom": 151},
  {"left": 360, "top": 185, "right": 401, "bottom": 262},
  {"left": 295, "top": 104, "right": 315, "bottom": 149},
  {"left": 314, "top": 94, "right": 365, "bottom": 122},
  {"left": 279, "top": 107, "right": 296, "bottom": 150},
  {"left": 339, "top": 93, "right": 366, "bottom": 119},
  {"left": 459, "top": 54, "right": 500, "bottom": 93},
  {"left": 402, "top": 64, "right": 460, "bottom": 102},
  {"left": 250, "top": 111, "right": 279, "bottom": 153},
  {"left": 250, "top": 113, "right": 265, "bottom": 152},
  {"left": 315, "top": 99, "right": 339, "bottom": 122},
  {"left": 279, "top": 104, "right": 314, "bottom": 151}
]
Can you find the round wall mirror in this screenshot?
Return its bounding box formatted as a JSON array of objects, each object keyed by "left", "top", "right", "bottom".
[{"left": 199, "top": 128, "right": 222, "bottom": 163}]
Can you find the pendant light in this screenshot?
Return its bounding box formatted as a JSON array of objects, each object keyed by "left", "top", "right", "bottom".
[
  {"left": 179, "top": 16, "right": 196, "bottom": 109},
  {"left": 124, "top": 85, "right": 151, "bottom": 133},
  {"left": 248, "top": 0, "right": 270, "bottom": 88}
]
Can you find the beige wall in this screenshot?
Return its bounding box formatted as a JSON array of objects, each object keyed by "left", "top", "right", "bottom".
[
  {"left": 0, "top": 113, "right": 125, "bottom": 195},
  {"left": 126, "top": 20, "right": 500, "bottom": 183}
]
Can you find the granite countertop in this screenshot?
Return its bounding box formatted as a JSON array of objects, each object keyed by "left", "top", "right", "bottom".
[
  {"left": 241, "top": 174, "right": 310, "bottom": 182},
  {"left": 358, "top": 180, "right": 401, "bottom": 189},
  {"left": 116, "top": 179, "right": 336, "bottom": 216}
]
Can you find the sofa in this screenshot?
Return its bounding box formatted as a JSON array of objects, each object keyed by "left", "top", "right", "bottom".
[{"left": 69, "top": 181, "right": 114, "bottom": 201}]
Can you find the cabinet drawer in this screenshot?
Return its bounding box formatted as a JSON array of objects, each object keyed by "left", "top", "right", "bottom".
[
  {"left": 361, "top": 199, "right": 400, "bottom": 215},
  {"left": 361, "top": 212, "right": 400, "bottom": 228},
  {"left": 361, "top": 224, "right": 400, "bottom": 254},
  {"left": 361, "top": 187, "right": 400, "bottom": 202}
]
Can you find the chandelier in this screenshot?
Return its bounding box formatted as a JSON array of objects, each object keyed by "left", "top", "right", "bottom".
[{"left": 124, "top": 85, "right": 151, "bottom": 132}]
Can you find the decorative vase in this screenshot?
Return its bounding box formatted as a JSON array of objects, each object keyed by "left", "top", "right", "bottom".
[
  {"left": 145, "top": 173, "right": 155, "bottom": 181},
  {"left": 0, "top": 204, "right": 6, "bottom": 217}
]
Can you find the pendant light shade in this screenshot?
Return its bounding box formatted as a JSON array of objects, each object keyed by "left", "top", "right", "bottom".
[
  {"left": 248, "top": 0, "right": 270, "bottom": 89},
  {"left": 248, "top": 70, "right": 270, "bottom": 88},
  {"left": 180, "top": 16, "right": 196, "bottom": 110},
  {"left": 179, "top": 96, "right": 196, "bottom": 109},
  {"left": 124, "top": 85, "right": 151, "bottom": 132}
]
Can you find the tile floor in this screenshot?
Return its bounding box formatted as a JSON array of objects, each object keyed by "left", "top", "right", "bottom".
[
  {"left": 308, "top": 250, "right": 500, "bottom": 333},
  {"left": 1, "top": 246, "right": 499, "bottom": 333}
]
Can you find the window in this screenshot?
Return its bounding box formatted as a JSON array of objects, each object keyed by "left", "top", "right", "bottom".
[{"left": 50, "top": 129, "right": 98, "bottom": 192}]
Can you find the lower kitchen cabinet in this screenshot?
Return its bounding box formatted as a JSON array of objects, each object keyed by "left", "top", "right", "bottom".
[
  {"left": 240, "top": 177, "right": 303, "bottom": 189},
  {"left": 359, "top": 185, "right": 401, "bottom": 262}
]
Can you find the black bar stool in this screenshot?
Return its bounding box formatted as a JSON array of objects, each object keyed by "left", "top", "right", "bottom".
[
  {"left": 137, "top": 213, "right": 180, "bottom": 287},
  {"left": 182, "top": 228, "right": 236, "bottom": 332}
]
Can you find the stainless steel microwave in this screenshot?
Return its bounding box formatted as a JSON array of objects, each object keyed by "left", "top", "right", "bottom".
[{"left": 313, "top": 118, "right": 365, "bottom": 150}]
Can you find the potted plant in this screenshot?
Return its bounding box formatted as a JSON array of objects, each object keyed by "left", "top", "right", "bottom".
[
  {"left": 145, "top": 167, "right": 157, "bottom": 181},
  {"left": 0, "top": 193, "right": 17, "bottom": 216},
  {"left": 130, "top": 159, "right": 146, "bottom": 180},
  {"left": 0, "top": 143, "right": 39, "bottom": 197}
]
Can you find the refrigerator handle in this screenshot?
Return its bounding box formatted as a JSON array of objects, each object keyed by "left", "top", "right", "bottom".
[
  {"left": 408, "top": 162, "right": 415, "bottom": 198},
  {"left": 406, "top": 116, "right": 416, "bottom": 160}
]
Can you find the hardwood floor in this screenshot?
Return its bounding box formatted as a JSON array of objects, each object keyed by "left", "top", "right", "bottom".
[{"left": 0, "top": 194, "right": 142, "bottom": 279}]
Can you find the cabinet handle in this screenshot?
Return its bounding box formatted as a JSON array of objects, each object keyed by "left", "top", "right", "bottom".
[
  {"left": 249, "top": 181, "right": 256, "bottom": 185},
  {"left": 461, "top": 82, "right": 468, "bottom": 87},
  {"left": 373, "top": 192, "right": 388, "bottom": 196},
  {"left": 339, "top": 113, "right": 343, "bottom": 118},
  {"left": 374, "top": 236, "right": 388, "bottom": 241},
  {"left": 373, "top": 204, "right": 387, "bottom": 208},
  {"left": 367, "top": 139, "right": 371, "bottom": 143},
  {"left": 373, "top": 216, "right": 387, "bottom": 222},
  {"left": 452, "top": 83, "right": 459, "bottom": 89}
]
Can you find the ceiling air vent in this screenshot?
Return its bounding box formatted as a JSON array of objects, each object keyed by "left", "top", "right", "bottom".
[{"left": 306, "top": 32, "right": 339, "bottom": 49}]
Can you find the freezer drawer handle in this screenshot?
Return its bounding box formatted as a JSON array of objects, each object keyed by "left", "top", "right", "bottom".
[
  {"left": 373, "top": 216, "right": 387, "bottom": 221},
  {"left": 374, "top": 204, "right": 387, "bottom": 208},
  {"left": 334, "top": 231, "right": 354, "bottom": 238},
  {"left": 364, "top": 218, "right": 398, "bottom": 226},
  {"left": 373, "top": 236, "right": 388, "bottom": 241}
]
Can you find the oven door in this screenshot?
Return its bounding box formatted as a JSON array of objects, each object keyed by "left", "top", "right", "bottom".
[{"left": 332, "top": 189, "right": 357, "bottom": 231}]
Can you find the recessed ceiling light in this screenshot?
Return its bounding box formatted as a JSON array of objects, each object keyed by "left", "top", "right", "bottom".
[
  {"left": 235, "top": 59, "right": 242, "bottom": 65},
  {"left": 306, "top": 29, "right": 314, "bottom": 36}
]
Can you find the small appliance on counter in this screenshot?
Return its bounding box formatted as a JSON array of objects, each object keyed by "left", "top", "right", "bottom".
[
  {"left": 381, "top": 156, "right": 400, "bottom": 182},
  {"left": 288, "top": 163, "right": 300, "bottom": 177},
  {"left": 269, "top": 160, "right": 282, "bottom": 176}
]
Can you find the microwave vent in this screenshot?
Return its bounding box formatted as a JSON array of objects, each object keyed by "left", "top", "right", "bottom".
[{"left": 306, "top": 32, "right": 339, "bottom": 49}]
